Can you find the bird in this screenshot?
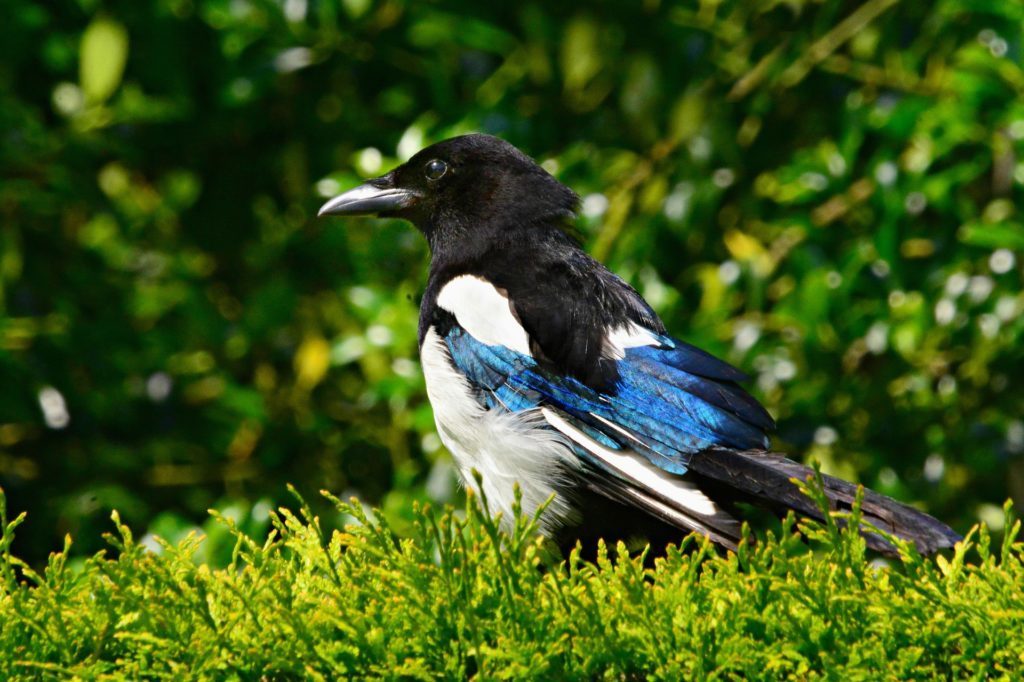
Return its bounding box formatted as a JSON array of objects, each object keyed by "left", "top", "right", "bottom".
[{"left": 319, "top": 133, "right": 960, "bottom": 556}]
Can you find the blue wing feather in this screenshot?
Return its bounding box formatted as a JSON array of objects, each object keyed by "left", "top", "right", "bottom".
[
  {"left": 444, "top": 326, "right": 772, "bottom": 477},
  {"left": 651, "top": 338, "right": 751, "bottom": 383},
  {"left": 622, "top": 346, "right": 774, "bottom": 432}
]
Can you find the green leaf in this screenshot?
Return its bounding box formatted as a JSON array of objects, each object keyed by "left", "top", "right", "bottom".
[
  {"left": 958, "top": 221, "right": 1024, "bottom": 250},
  {"left": 561, "top": 16, "right": 601, "bottom": 92},
  {"left": 79, "top": 16, "right": 128, "bottom": 104}
]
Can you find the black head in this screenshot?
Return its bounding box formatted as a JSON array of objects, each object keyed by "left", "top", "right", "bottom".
[{"left": 318, "top": 134, "right": 579, "bottom": 252}]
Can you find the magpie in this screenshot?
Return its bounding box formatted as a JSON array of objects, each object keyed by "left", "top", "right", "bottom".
[{"left": 319, "top": 133, "right": 960, "bottom": 555}]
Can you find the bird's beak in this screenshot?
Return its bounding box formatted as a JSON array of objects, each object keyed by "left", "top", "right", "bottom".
[{"left": 317, "top": 175, "right": 420, "bottom": 217}]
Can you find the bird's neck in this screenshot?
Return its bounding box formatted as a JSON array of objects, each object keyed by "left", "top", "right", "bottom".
[{"left": 424, "top": 219, "right": 582, "bottom": 281}]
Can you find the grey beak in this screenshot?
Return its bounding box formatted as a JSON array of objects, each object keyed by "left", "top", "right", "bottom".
[{"left": 317, "top": 176, "right": 420, "bottom": 217}]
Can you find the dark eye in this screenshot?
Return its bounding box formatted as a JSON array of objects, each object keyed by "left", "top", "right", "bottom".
[{"left": 424, "top": 159, "right": 448, "bottom": 181}]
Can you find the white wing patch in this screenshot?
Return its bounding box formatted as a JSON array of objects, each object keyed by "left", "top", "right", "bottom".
[
  {"left": 436, "top": 275, "right": 532, "bottom": 355},
  {"left": 603, "top": 322, "right": 662, "bottom": 360},
  {"left": 541, "top": 407, "right": 731, "bottom": 526},
  {"left": 420, "top": 328, "right": 578, "bottom": 532}
]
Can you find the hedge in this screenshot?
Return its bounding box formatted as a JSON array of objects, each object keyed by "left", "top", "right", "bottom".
[{"left": 2, "top": 481, "right": 1022, "bottom": 680}]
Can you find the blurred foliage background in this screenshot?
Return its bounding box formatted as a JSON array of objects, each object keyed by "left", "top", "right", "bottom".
[{"left": 1, "top": 0, "right": 1022, "bottom": 564}]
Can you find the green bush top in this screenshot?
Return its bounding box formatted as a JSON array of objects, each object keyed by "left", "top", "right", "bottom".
[{"left": 2, "top": 485, "right": 1022, "bottom": 680}]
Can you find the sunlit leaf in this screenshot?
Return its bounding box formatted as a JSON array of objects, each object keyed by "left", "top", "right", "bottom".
[
  {"left": 561, "top": 16, "right": 601, "bottom": 92},
  {"left": 959, "top": 222, "right": 1024, "bottom": 250},
  {"left": 79, "top": 16, "right": 128, "bottom": 104},
  {"left": 295, "top": 335, "right": 331, "bottom": 390}
]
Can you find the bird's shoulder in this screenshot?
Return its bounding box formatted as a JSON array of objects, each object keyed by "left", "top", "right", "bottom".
[{"left": 419, "top": 234, "right": 663, "bottom": 388}]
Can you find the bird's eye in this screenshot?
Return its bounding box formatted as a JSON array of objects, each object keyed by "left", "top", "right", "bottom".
[{"left": 424, "top": 159, "right": 448, "bottom": 181}]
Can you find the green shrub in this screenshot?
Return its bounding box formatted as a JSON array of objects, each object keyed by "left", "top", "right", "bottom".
[{"left": 2, "top": 484, "right": 1021, "bottom": 680}]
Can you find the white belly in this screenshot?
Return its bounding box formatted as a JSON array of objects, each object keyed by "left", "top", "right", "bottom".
[{"left": 419, "top": 328, "right": 579, "bottom": 532}]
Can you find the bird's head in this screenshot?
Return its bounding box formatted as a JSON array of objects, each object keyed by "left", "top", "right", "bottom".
[{"left": 318, "top": 134, "right": 579, "bottom": 252}]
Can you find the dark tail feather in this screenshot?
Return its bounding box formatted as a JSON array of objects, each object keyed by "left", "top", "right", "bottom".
[{"left": 688, "top": 449, "right": 962, "bottom": 555}]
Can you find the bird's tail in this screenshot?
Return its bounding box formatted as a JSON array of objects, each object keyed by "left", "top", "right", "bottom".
[{"left": 687, "top": 449, "right": 961, "bottom": 555}]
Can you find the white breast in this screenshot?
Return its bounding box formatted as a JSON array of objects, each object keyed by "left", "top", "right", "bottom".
[{"left": 420, "top": 327, "right": 579, "bottom": 531}]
